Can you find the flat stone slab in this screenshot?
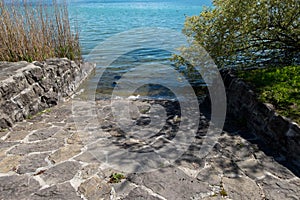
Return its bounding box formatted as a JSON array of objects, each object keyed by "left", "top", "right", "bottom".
[
  {"left": 122, "top": 187, "right": 161, "bottom": 200},
  {"left": 78, "top": 176, "right": 112, "bottom": 199},
  {"left": 0, "top": 98, "right": 299, "bottom": 199},
  {"left": 28, "top": 127, "right": 62, "bottom": 141},
  {"left": 49, "top": 144, "right": 83, "bottom": 164},
  {"left": 32, "top": 182, "right": 82, "bottom": 200},
  {"left": 0, "top": 155, "right": 22, "bottom": 173},
  {"left": 40, "top": 161, "right": 81, "bottom": 185},
  {"left": 128, "top": 167, "right": 211, "bottom": 199},
  {"left": 0, "top": 175, "right": 40, "bottom": 199},
  {"left": 222, "top": 176, "right": 262, "bottom": 199},
  {"left": 8, "top": 138, "right": 65, "bottom": 155},
  {"left": 17, "top": 153, "right": 50, "bottom": 174}
]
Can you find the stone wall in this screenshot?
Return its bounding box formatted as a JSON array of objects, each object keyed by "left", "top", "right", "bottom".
[
  {"left": 0, "top": 58, "right": 95, "bottom": 129},
  {"left": 221, "top": 69, "right": 300, "bottom": 168}
]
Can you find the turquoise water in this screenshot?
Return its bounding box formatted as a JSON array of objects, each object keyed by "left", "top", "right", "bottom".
[{"left": 68, "top": 0, "right": 211, "bottom": 99}]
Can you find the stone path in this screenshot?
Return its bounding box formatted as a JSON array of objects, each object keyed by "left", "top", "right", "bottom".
[{"left": 0, "top": 97, "right": 299, "bottom": 199}]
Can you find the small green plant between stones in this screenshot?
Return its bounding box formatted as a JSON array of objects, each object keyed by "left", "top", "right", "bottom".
[
  {"left": 237, "top": 142, "right": 245, "bottom": 148},
  {"left": 27, "top": 108, "right": 51, "bottom": 120},
  {"left": 108, "top": 173, "right": 126, "bottom": 183},
  {"left": 139, "top": 107, "right": 151, "bottom": 114},
  {"left": 173, "top": 115, "right": 181, "bottom": 123},
  {"left": 219, "top": 180, "right": 228, "bottom": 197},
  {"left": 159, "top": 162, "right": 165, "bottom": 168},
  {"left": 0, "top": 128, "right": 8, "bottom": 132},
  {"left": 41, "top": 108, "right": 51, "bottom": 114},
  {"left": 219, "top": 188, "right": 228, "bottom": 197}
]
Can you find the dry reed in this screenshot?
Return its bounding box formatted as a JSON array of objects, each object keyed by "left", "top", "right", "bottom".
[{"left": 0, "top": 0, "right": 81, "bottom": 62}]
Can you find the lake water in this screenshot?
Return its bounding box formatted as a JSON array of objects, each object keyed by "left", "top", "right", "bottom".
[{"left": 69, "top": 0, "right": 211, "bottom": 100}]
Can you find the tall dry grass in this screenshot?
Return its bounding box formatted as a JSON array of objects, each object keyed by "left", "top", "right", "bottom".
[{"left": 0, "top": 0, "right": 81, "bottom": 62}]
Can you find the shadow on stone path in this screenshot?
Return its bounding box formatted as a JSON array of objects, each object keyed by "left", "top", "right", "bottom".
[{"left": 0, "top": 97, "right": 299, "bottom": 200}]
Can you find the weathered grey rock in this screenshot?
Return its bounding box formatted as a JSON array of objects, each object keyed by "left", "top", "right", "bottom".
[
  {"left": 222, "top": 177, "right": 262, "bottom": 199},
  {"left": 268, "top": 114, "right": 290, "bottom": 144},
  {"left": 73, "top": 151, "right": 100, "bottom": 163},
  {"left": 0, "top": 155, "right": 22, "bottom": 173},
  {"left": 287, "top": 123, "right": 300, "bottom": 137},
  {"left": 0, "top": 112, "right": 13, "bottom": 128},
  {"left": 17, "top": 153, "right": 49, "bottom": 174},
  {"left": 122, "top": 187, "right": 161, "bottom": 200},
  {"left": 206, "top": 157, "right": 244, "bottom": 178},
  {"left": 5, "top": 130, "right": 30, "bottom": 142},
  {"left": 1, "top": 101, "right": 21, "bottom": 122},
  {"left": 66, "top": 133, "right": 83, "bottom": 145},
  {"left": 197, "top": 166, "right": 222, "bottom": 186},
  {"left": 41, "top": 161, "right": 81, "bottom": 185},
  {"left": 175, "top": 154, "right": 205, "bottom": 171},
  {"left": 78, "top": 176, "right": 111, "bottom": 199},
  {"left": 32, "top": 182, "right": 81, "bottom": 200},
  {"left": 0, "top": 58, "right": 95, "bottom": 129},
  {"left": 28, "top": 127, "right": 61, "bottom": 141},
  {"left": 0, "top": 175, "right": 40, "bottom": 199},
  {"left": 236, "top": 158, "right": 265, "bottom": 180},
  {"left": 217, "top": 133, "right": 255, "bottom": 160},
  {"left": 12, "top": 86, "right": 36, "bottom": 110},
  {"left": 258, "top": 175, "right": 300, "bottom": 200},
  {"left": 0, "top": 127, "right": 10, "bottom": 138},
  {"left": 80, "top": 163, "right": 101, "bottom": 179},
  {"left": 0, "top": 61, "right": 29, "bottom": 81},
  {"left": 3, "top": 73, "right": 30, "bottom": 99},
  {"left": 286, "top": 123, "right": 300, "bottom": 167},
  {"left": 22, "top": 65, "right": 44, "bottom": 85},
  {"left": 259, "top": 156, "right": 296, "bottom": 180},
  {"left": 110, "top": 179, "right": 137, "bottom": 199},
  {"left": 13, "top": 121, "right": 52, "bottom": 132},
  {"left": 0, "top": 141, "right": 19, "bottom": 149},
  {"left": 128, "top": 167, "right": 210, "bottom": 200},
  {"left": 49, "top": 144, "right": 83, "bottom": 164},
  {"left": 0, "top": 148, "right": 8, "bottom": 160},
  {"left": 8, "top": 138, "right": 64, "bottom": 155}
]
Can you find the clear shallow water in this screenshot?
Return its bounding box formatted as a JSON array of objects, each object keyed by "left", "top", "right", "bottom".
[{"left": 68, "top": 0, "right": 211, "bottom": 99}]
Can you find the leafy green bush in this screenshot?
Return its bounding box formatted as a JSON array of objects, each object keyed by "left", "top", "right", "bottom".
[
  {"left": 181, "top": 0, "right": 300, "bottom": 68},
  {"left": 239, "top": 66, "right": 300, "bottom": 123}
]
